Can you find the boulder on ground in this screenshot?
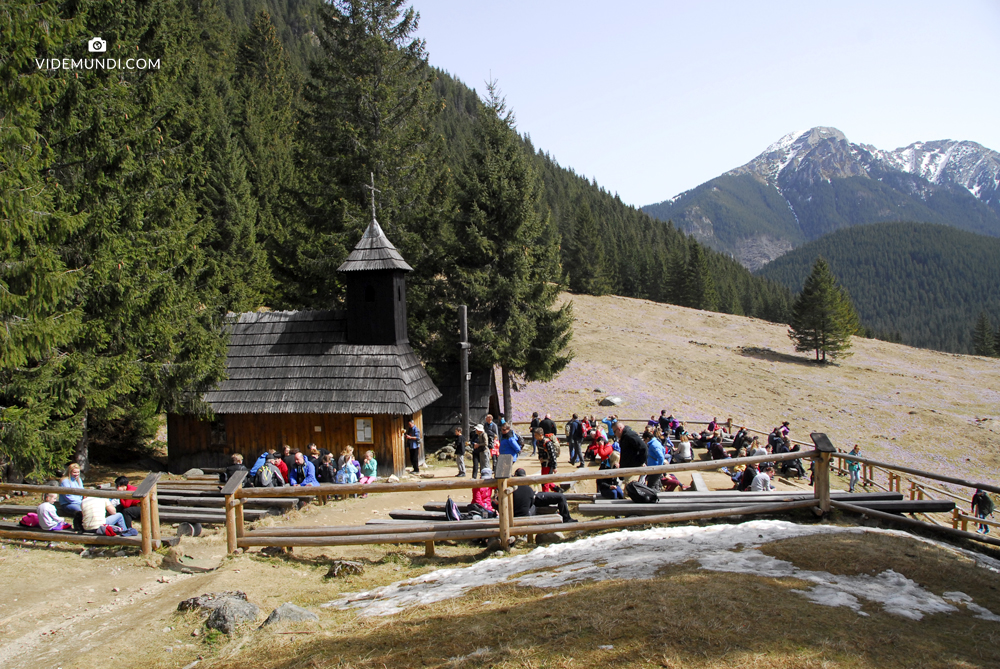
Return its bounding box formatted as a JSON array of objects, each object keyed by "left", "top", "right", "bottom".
[
  {"left": 177, "top": 591, "right": 248, "bottom": 613},
  {"left": 206, "top": 597, "right": 260, "bottom": 634},
  {"left": 260, "top": 603, "right": 318, "bottom": 628},
  {"left": 182, "top": 468, "right": 205, "bottom": 477},
  {"left": 325, "top": 560, "right": 364, "bottom": 578},
  {"left": 599, "top": 396, "right": 623, "bottom": 407},
  {"left": 536, "top": 532, "right": 564, "bottom": 544}
]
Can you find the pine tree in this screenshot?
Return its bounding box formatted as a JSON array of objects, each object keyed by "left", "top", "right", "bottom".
[
  {"left": 39, "top": 0, "right": 230, "bottom": 468},
  {"left": 683, "top": 239, "right": 718, "bottom": 310},
  {"left": 0, "top": 0, "right": 86, "bottom": 477},
  {"left": 234, "top": 10, "right": 299, "bottom": 306},
  {"left": 788, "top": 257, "right": 860, "bottom": 362},
  {"left": 972, "top": 311, "right": 995, "bottom": 356},
  {"left": 566, "top": 203, "right": 611, "bottom": 295},
  {"left": 291, "top": 0, "right": 453, "bottom": 363},
  {"left": 449, "top": 82, "right": 573, "bottom": 418}
]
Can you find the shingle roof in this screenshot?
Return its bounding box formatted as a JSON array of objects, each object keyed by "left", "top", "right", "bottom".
[
  {"left": 337, "top": 218, "right": 413, "bottom": 272},
  {"left": 203, "top": 310, "right": 440, "bottom": 415}
]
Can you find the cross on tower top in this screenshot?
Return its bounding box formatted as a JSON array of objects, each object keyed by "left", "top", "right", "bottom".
[{"left": 364, "top": 171, "right": 381, "bottom": 222}]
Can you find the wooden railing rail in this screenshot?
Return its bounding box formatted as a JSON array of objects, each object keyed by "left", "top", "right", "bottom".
[{"left": 0, "top": 472, "right": 164, "bottom": 555}]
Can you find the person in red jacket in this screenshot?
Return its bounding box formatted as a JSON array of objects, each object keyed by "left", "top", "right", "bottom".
[
  {"left": 114, "top": 476, "right": 142, "bottom": 529},
  {"left": 470, "top": 468, "right": 496, "bottom": 516},
  {"left": 270, "top": 450, "right": 289, "bottom": 481}
]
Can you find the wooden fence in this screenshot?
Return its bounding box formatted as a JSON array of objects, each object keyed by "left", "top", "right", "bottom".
[
  {"left": 221, "top": 435, "right": 833, "bottom": 555},
  {"left": 0, "top": 473, "right": 165, "bottom": 555}
]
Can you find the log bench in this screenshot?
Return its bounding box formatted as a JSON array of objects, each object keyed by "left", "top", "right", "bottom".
[{"left": 577, "top": 497, "right": 952, "bottom": 517}]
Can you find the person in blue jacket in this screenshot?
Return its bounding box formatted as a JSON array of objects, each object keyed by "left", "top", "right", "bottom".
[
  {"left": 288, "top": 451, "right": 319, "bottom": 486},
  {"left": 498, "top": 422, "right": 523, "bottom": 462},
  {"left": 59, "top": 463, "right": 85, "bottom": 515},
  {"left": 643, "top": 429, "right": 666, "bottom": 490}
]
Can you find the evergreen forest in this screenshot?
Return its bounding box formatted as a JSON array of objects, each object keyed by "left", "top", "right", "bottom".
[
  {"left": 758, "top": 222, "right": 1000, "bottom": 353},
  {"left": 2, "top": 0, "right": 794, "bottom": 474}
]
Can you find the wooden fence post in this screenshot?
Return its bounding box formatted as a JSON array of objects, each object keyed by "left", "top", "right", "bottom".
[
  {"left": 235, "top": 499, "right": 245, "bottom": 539},
  {"left": 952, "top": 508, "right": 960, "bottom": 530},
  {"left": 139, "top": 495, "right": 152, "bottom": 556},
  {"left": 425, "top": 540, "right": 435, "bottom": 557},
  {"left": 810, "top": 433, "right": 836, "bottom": 514},
  {"left": 149, "top": 482, "right": 161, "bottom": 545},
  {"left": 909, "top": 479, "right": 917, "bottom": 501},
  {"left": 220, "top": 470, "right": 248, "bottom": 555},
  {"left": 495, "top": 454, "right": 514, "bottom": 551}
]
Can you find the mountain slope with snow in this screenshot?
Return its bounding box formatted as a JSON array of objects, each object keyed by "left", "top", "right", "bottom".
[{"left": 643, "top": 128, "right": 1000, "bottom": 269}]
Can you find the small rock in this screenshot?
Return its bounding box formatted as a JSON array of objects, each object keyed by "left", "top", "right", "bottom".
[
  {"left": 599, "top": 396, "right": 623, "bottom": 407},
  {"left": 115, "top": 551, "right": 127, "bottom": 557},
  {"left": 206, "top": 598, "right": 260, "bottom": 635},
  {"left": 593, "top": 388, "right": 604, "bottom": 393},
  {"left": 418, "top": 472, "right": 436, "bottom": 479},
  {"left": 260, "top": 603, "right": 319, "bottom": 628},
  {"left": 387, "top": 475, "right": 400, "bottom": 483},
  {"left": 325, "top": 560, "right": 364, "bottom": 578},
  {"left": 181, "top": 567, "right": 193, "bottom": 574},
  {"left": 536, "top": 532, "right": 564, "bottom": 545},
  {"left": 157, "top": 577, "right": 171, "bottom": 584},
  {"left": 162, "top": 626, "right": 172, "bottom": 633},
  {"left": 191, "top": 629, "right": 201, "bottom": 637},
  {"left": 112, "top": 588, "right": 120, "bottom": 593},
  {"left": 80, "top": 549, "right": 90, "bottom": 558},
  {"left": 182, "top": 468, "right": 205, "bottom": 477},
  {"left": 233, "top": 548, "right": 244, "bottom": 555},
  {"left": 261, "top": 546, "right": 286, "bottom": 557}
]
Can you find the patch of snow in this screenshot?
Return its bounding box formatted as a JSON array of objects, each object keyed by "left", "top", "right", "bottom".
[{"left": 323, "top": 521, "right": 1000, "bottom": 621}]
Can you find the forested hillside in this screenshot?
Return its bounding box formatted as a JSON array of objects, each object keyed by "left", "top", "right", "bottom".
[
  {"left": 3, "top": 0, "right": 791, "bottom": 476},
  {"left": 758, "top": 222, "right": 1000, "bottom": 353}
]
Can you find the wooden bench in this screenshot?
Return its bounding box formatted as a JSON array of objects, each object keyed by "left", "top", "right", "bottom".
[
  {"left": 0, "top": 473, "right": 174, "bottom": 554},
  {"left": 578, "top": 497, "right": 951, "bottom": 517},
  {"left": 688, "top": 472, "right": 708, "bottom": 491}
]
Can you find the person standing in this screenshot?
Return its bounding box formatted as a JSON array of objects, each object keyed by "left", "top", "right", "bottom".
[
  {"left": 404, "top": 419, "right": 421, "bottom": 474},
  {"left": 454, "top": 427, "right": 467, "bottom": 477},
  {"left": 847, "top": 445, "right": 862, "bottom": 493},
  {"left": 483, "top": 414, "right": 499, "bottom": 451},
  {"left": 972, "top": 488, "right": 995, "bottom": 534},
  {"left": 471, "top": 424, "right": 489, "bottom": 479},
  {"left": 613, "top": 422, "right": 648, "bottom": 471},
  {"left": 499, "top": 422, "right": 523, "bottom": 463},
  {"left": 566, "top": 413, "right": 584, "bottom": 468},
  {"left": 534, "top": 427, "right": 560, "bottom": 492},
  {"left": 539, "top": 413, "right": 557, "bottom": 436},
  {"left": 529, "top": 412, "right": 540, "bottom": 455}
]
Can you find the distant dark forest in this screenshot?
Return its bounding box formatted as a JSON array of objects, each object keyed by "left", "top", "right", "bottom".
[{"left": 758, "top": 222, "right": 1000, "bottom": 353}]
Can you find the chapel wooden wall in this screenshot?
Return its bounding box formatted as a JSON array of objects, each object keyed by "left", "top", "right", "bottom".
[{"left": 168, "top": 411, "right": 419, "bottom": 477}]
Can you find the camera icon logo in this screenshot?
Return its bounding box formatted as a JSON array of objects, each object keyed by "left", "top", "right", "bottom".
[{"left": 88, "top": 37, "right": 107, "bottom": 53}]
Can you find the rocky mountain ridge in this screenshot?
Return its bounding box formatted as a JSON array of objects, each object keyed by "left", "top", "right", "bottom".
[{"left": 643, "top": 127, "right": 1000, "bottom": 269}]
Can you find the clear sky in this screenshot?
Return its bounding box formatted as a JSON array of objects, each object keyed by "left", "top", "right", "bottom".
[{"left": 412, "top": 0, "right": 1000, "bottom": 207}]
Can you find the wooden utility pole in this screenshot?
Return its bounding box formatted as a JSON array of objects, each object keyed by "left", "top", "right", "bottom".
[{"left": 459, "top": 306, "right": 471, "bottom": 454}]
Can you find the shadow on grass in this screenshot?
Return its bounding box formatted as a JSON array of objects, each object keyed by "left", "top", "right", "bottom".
[{"left": 737, "top": 346, "right": 836, "bottom": 366}]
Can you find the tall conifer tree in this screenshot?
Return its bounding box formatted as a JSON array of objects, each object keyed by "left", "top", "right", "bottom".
[
  {"left": 449, "top": 83, "right": 572, "bottom": 417},
  {"left": 788, "top": 257, "right": 859, "bottom": 362},
  {"left": 0, "top": 0, "right": 86, "bottom": 477},
  {"left": 972, "top": 312, "right": 995, "bottom": 356},
  {"left": 683, "top": 239, "right": 718, "bottom": 311},
  {"left": 566, "top": 203, "right": 611, "bottom": 296}
]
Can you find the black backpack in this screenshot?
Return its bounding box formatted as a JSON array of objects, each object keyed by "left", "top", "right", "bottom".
[{"left": 625, "top": 481, "right": 658, "bottom": 504}]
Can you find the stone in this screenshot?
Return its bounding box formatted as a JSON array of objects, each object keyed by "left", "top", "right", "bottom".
[
  {"left": 259, "top": 603, "right": 319, "bottom": 628},
  {"left": 177, "top": 591, "right": 249, "bottom": 613},
  {"left": 115, "top": 551, "right": 128, "bottom": 557},
  {"left": 387, "top": 475, "right": 400, "bottom": 483},
  {"left": 261, "top": 546, "right": 286, "bottom": 557},
  {"left": 182, "top": 468, "right": 205, "bottom": 477},
  {"left": 325, "top": 560, "right": 364, "bottom": 578},
  {"left": 536, "top": 532, "right": 564, "bottom": 544},
  {"left": 436, "top": 452, "right": 453, "bottom": 461},
  {"left": 206, "top": 597, "right": 259, "bottom": 634},
  {"left": 593, "top": 388, "right": 604, "bottom": 393},
  {"left": 599, "top": 396, "right": 623, "bottom": 407}
]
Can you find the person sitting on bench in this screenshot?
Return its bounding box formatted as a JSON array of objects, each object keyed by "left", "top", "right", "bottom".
[
  {"left": 81, "top": 495, "right": 127, "bottom": 533},
  {"left": 38, "top": 493, "right": 72, "bottom": 531},
  {"left": 750, "top": 465, "right": 776, "bottom": 492},
  {"left": 58, "top": 463, "right": 84, "bottom": 516},
  {"left": 511, "top": 468, "right": 577, "bottom": 523},
  {"left": 597, "top": 452, "right": 624, "bottom": 499},
  {"left": 219, "top": 453, "right": 248, "bottom": 484},
  {"left": 289, "top": 450, "right": 319, "bottom": 486},
  {"left": 113, "top": 476, "right": 142, "bottom": 529}
]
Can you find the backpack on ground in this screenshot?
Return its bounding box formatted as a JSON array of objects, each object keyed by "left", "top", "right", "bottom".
[
  {"left": 445, "top": 497, "right": 462, "bottom": 522},
  {"left": 625, "top": 481, "right": 658, "bottom": 504},
  {"left": 19, "top": 512, "right": 39, "bottom": 527}
]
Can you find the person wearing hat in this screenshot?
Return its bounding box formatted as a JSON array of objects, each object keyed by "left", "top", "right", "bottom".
[{"left": 471, "top": 424, "right": 489, "bottom": 479}]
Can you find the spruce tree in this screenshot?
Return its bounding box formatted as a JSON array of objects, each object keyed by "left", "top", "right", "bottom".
[
  {"left": 683, "top": 239, "right": 718, "bottom": 310},
  {"left": 449, "top": 82, "right": 573, "bottom": 418},
  {"left": 39, "top": 0, "right": 229, "bottom": 468},
  {"left": 788, "top": 257, "right": 860, "bottom": 362},
  {"left": 0, "top": 0, "right": 86, "bottom": 477},
  {"left": 972, "top": 312, "right": 995, "bottom": 356},
  {"left": 292, "top": 0, "right": 453, "bottom": 362},
  {"left": 566, "top": 203, "right": 611, "bottom": 295}
]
